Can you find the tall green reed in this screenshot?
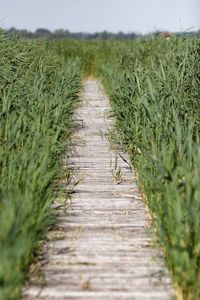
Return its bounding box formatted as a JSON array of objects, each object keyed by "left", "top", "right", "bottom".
[
  {"left": 0, "top": 31, "right": 81, "bottom": 299},
  {"left": 44, "top": 37, "right": 200, "bottom": 299},
  {"left": 97, "top": 37, "right": 200, "bottom": 299}
]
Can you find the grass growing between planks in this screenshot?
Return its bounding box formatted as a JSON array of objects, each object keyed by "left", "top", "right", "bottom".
[
  {"left": 0, "top": 31, "right": 81, "bottom": 299},
  {"left": 53, "top": 37, "right": 200, "bottom": 299}
]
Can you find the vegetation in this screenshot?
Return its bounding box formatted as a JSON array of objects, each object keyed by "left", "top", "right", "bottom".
[
  {"left": 98, "top": 38, "right": 200, "bottom": 300},
  {"left": 0, "top": 29, "right": 200, "bottom": 300},
  {"left": 5, "top": 27, "right": 200, "bottom": 40},
  {"left": 0, "top": 30, "right": 81, "bottom": 299},
  {"left": 51, "top": 37, "right": 200, "bottom": 299}
]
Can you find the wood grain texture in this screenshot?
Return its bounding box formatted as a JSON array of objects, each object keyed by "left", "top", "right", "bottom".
[{"left": 23, "top": 80, "right": 174, "bottom": 299}]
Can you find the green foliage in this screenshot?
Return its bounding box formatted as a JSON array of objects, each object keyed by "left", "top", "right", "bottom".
[
  {"left": 53, "top": 37, "right": 200, "bottom": 299},
  {"left": 49, "top": 39, "right": 113, "bottom": 77},
  {"left": 1, "top": 32, "right": 200, "bottom": 299},
  {"left": 0, "top": 31, "right": 81, "bottom": 299},
  {"left": 97, "top": 37, "right": 200, "bottom": 299}
]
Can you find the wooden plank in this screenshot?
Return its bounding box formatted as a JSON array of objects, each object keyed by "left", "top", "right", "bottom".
[{"left": 23, "top": 80, "right": 174, "bottom": 299}]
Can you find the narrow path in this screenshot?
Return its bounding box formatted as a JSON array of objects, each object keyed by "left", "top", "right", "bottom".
[{"left": 23, "top": 80, "right": 174, "bottom": 300}]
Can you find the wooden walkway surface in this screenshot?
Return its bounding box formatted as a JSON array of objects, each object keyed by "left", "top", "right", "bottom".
[{"left": 23, "top": 80, "right": 174, "bottom": 300}]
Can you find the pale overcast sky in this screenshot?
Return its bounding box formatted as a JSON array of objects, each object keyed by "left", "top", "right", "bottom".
[{"left": 0, "top": 0, "right": 199, "bottom": 33}]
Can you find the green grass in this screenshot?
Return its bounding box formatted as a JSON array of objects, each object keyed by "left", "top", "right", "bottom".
[
  {"left": 53, "top": 37, "right": 200, "bottom": 299},
  {"left": 0, "top": 31, "right": 81, "bottom": 299},
  {"left": 97, "top": 37, "right": 200, "bottom": 299},
  {"left": 1, "top": 33, "right": 200, "bottom": 299}
]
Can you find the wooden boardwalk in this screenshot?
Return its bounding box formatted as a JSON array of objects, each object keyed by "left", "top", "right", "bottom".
[{"left": 23, "top": 80, "right": 174, "bottom": 300}]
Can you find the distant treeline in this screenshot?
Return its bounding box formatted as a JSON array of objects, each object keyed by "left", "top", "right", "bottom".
[{"left": 4, "top": 27, "right": 200, "bottom": 40}]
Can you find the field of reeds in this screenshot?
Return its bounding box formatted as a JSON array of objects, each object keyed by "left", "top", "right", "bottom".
[
  {"left": 98, "top": 38, "right": 200, "bottom": 300},
  {"left": 0, "top": 31, "right": 81, "bottom": 299},
  {"left": 51, "top": 37, "right": 200, "bottom": 299},
  {"left": 1, "top": 30, "right": 200, "bottom": 300}
]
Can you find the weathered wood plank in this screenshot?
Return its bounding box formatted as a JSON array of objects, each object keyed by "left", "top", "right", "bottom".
[{"left": 23, "top": 79, "right": 174, "bottom": 299}]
